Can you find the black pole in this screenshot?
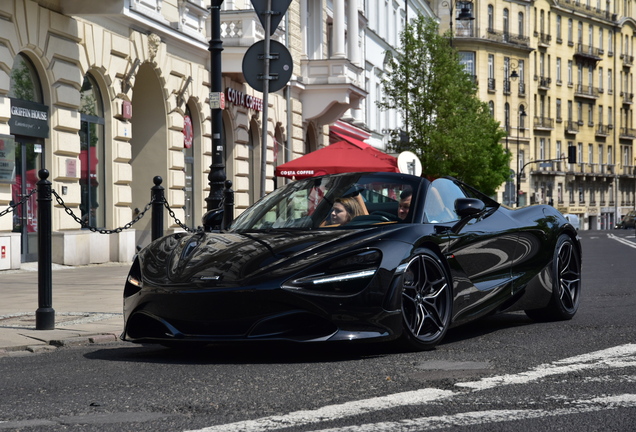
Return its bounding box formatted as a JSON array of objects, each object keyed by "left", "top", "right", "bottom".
[
  {"left": 36, "top": 169, "right": 54, "bottom": 330},
  {"left": 222, "top": 180, "right": 234, "bottom": 230},
  {"left": 151, "top": 176, "right": 164, "bottom": 241},
  {"left": 206, "top": 0, "right": 226, "bottom": 211}
]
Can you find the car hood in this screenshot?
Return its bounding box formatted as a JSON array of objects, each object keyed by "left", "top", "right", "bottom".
[{"left": 138, "top": 227, "right": 404, "bottom": 287}]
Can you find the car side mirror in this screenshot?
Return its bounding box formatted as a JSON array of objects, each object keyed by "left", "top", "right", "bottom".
[
  {"left": 455, "top": 198, "right": 485, "bottom": 218},
  {"left": 451, "top": 198, "right": 485, "bottom": 233}
]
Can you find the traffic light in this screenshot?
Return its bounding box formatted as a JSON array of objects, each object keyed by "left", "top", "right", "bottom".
[{"left": 567, "top": 146, "right": 577, "bottom": 163}]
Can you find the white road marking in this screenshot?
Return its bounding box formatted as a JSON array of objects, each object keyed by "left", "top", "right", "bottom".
[
  {"left": 607, "top": 233, "right": 636, "bottom": 248},
  {"left": 456, "top": 343, "right": 636, "bottom": 390},
  {"left": 185, "top": 389, "right": 456, "bottom": 432},
  {"left": 185, "top": 344, "right": 636, "bottom": 432},
  {"left": 308, "top": 394, "right": 636, "bottom": 432}
]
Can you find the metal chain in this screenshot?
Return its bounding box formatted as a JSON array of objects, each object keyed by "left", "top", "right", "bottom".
[
  {"left": 162, "top": 198, "right": 198, "bottom": 233},
  {"left": 0, "top": 188, "right": 37, "bottom": 218},
  {"left": 51, "top": 189, "right": 153, "bottom": 234},
  {"left": 4, "top": 188, "right": 198, "bottom": 235}
]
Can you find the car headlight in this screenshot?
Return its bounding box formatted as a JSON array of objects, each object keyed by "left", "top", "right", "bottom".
[
  {"left": 124, "top": 257, "right": 143, "bottom": 298},
  {"left": 282, "top": 250, "right": 382, "bottom": 297}
]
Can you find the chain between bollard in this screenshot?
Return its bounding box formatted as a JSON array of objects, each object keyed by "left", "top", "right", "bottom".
[
  {"left": 0, "top": 188, "right": 37, "bottom": 218},
  {"left": 162, "top": 199, "right": 198, "bottom": 233},
  {"left": 50, "top": 189, "right": 198, "bottom": 234},
  {"left": 51, "top": 189, "right": 153, "bottom": 234},
  {"left": 4, "top": 188, "right": 198, "bottom": 235}
]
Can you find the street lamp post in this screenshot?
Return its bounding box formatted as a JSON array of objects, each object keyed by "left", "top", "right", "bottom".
[
  {"left": 440, "top": 1, "right": 475, "bottom": 46},
  {"left": 502, "top": 61, "right": 519, "bottom": 206},
  {"left": 504, "top": 65, "right": 519, "bottom": 152},
  {"left": 206, "top": 0, "right": 226, "bottom": 212},
  {"left": 516, "top": 106, "right": 527, "bottom": 207}
]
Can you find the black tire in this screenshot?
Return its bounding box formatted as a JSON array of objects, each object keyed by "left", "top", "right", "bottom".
[
  {"left": 399, "top": 250, "right": 453, "bottom": 351},
  {"left": 525, "top": 234, "right": 581, "bottom": 322}
]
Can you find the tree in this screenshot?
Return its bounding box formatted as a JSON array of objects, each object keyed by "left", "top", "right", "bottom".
[{"left": 379, "top": 16, "right": 510, "bottom": 196}]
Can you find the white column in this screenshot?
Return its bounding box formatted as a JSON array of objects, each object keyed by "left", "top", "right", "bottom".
[
  {"left": 333, "top": 0, "right": 346, "bottom": 58},
  {"left": 300, "top": 0, "right": 308, "bottom": 59},
  {"left": 347, "top": 0, "right": 360, "bottom": 65}
]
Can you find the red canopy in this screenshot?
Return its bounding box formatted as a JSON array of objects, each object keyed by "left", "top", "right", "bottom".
[{"left": 275, "top": 133, "right": 398, "bottom": 179}]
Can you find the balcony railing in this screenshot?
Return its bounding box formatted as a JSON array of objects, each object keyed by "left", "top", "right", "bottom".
[
  {"left": 481, "top": 28, "right": 531, "bottom": 47},
  {"left": 619, "top": 127, "right": 636, "bottom": 138},
  {"left": 221, "top": 10, "right": 286, "bottom": 46},
  {"left": 566, "top": 120, "right": 579, "bottom": 133},
  {"left": 574, "top": 43, "right": 602, "bottom": 60},
  {"left": 537, "top": 76, "right": 551, "bottom": 90},
  {"left": 574, "top": 84, "right": 600, "bottom": 99},
  {"left": 621, "top": 92, "right": 634, "bottom": 104},
  {"left": 534, "top": 116, "right": 554, "bottom": 129},
  {"left": 537, "top": 32, "right": 552, "bottom": 46},
  {"left": 595, "top": 124, "right": 611, "bottom": 136},
  {"left": 558, "top": 0, "right": 617, "bottom": 21},
  {"left": 621, "top": 54, "right": 634, "bottom": 67}
]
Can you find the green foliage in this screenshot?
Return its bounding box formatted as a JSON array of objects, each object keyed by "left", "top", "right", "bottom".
[{"left": 379, "top": 17, "right": 510, "bottom": 196}]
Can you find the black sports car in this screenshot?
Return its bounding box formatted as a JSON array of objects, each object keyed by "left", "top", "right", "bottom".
[{"left": 122, "top": 172, "right": 581, "bottom": 351}]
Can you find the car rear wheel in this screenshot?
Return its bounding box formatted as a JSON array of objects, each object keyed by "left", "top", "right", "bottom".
[
  {"left": 525, "top": 234, "right": 581, "bottom": 321},
  {"left": 399, "top": 251, "right": 453, "bottom": 351}
]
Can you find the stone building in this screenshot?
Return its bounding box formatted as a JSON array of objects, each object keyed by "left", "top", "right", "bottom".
[{"left": 431, "top": 0, "right": 636, "bottom": 230}]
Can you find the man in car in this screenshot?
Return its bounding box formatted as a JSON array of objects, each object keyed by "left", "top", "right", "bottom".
[{"left": 398, "top": 190, "right": 412, "bottom": 220}]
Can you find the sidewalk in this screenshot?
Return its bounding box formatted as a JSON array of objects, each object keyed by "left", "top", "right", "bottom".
[{"left": 0, "top": 261, "right": 131, "bottom": 357}]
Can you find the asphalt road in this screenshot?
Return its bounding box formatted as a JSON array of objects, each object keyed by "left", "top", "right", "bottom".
[{"left": 0, "top": 230, "right": 634, "bottom": 431}]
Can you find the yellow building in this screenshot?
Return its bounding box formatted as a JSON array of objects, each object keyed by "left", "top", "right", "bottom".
[{"left": 432, "top": 0, "right": 636, "bottom": 230}]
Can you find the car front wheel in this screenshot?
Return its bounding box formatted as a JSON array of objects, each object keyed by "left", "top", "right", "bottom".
[{"left": 399, "top": 251, "right": 453, "bottom": 351}]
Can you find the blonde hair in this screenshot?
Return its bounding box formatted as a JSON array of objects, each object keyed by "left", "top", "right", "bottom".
[{"left": 334, "top": 196, "right": 367, "bottom": 223}]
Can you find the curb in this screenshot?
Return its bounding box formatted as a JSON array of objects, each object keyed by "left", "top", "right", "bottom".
[{"left": 0, "top": 333, "right": 120, "bottom": 358}]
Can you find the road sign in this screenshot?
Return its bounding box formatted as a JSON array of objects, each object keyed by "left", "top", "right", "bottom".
[
  {"left": 251, "top": 0, "right": 292, "bottom": 36},
  {"left": 242, "top": 40, "right": 293, "bottom": 93}
]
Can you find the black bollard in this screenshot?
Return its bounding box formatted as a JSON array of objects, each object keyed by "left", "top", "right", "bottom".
[
  {"left": 36, "top": 169, "right": 54, "bottom": 330},
  {"left": 222, "top": 180, "right": 234, "bottom": 230},
  {"left": 151, "top": 176, "right": 164, "bottom": 241}
]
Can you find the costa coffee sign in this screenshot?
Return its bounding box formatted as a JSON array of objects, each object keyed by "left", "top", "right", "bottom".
[{"left": 225, "top": 88, "right": 263, "bottom": 112}]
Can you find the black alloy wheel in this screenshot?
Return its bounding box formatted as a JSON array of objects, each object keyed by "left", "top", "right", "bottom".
[
  {"left": 400, "top": 250, "right": 453, "bottom": 351},
  {"left": 526, "top": 234, "right": 581, "bottom": 321}
]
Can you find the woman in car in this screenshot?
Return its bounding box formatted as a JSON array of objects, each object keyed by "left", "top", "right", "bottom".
[{"left": 327, "top": 196, "right": 367, "bottom": 226}]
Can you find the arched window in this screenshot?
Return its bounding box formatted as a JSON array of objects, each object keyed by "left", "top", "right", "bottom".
[
  {"left": 9, "top": 54, "right": 43, "bottom": 103},
  {"left": 503, "top": 9, "right": 509, "bottom": 36},
  {"left": 487, "top": 5, "right": 494, "bottom": 31},
  {"left": 518, "top": 12, "right": 524, "bottom": 37},
  {"left": 79, "top": 74, "right": 105, "bottom": 228}
]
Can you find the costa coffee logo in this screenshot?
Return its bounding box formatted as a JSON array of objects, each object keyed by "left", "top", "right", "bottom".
[{"left": 225, "top": 88, "right": 263, "bottom": 112}]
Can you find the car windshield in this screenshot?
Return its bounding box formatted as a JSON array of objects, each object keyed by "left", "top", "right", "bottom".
[{"left": 230, "top": 172, "right": 423, "bottom": 232}]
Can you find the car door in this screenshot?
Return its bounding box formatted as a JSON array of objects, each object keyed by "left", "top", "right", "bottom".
[{"left": 424, "top": 179, "right": 520, "bottom": 324}]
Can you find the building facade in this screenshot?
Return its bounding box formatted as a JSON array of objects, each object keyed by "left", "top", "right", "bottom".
[
  {"left": 431, "top": 0, "right": 636, "bottom": 230},
  {"left": 0, "top": 0, "right": 434, "bottom": 270},
  {"left": 0, "top": 0, "right": 297, "bottom": 270}
]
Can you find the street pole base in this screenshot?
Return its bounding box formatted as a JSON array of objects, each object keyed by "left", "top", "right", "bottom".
[{"left": 35, "top": 308, "right": 55, "bottom": 330}]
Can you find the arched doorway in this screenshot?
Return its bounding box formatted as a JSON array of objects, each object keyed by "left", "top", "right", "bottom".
[
  {"left": 8, "top": 53, "right": 48, "bottom": 262},
  {"left": 130, "top": 63, "right": 168, "bottom": 248}
]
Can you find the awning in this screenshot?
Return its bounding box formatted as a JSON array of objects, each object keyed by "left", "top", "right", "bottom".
[{"left": 275, "top": 133, "right": 398, "bottom": 179}]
